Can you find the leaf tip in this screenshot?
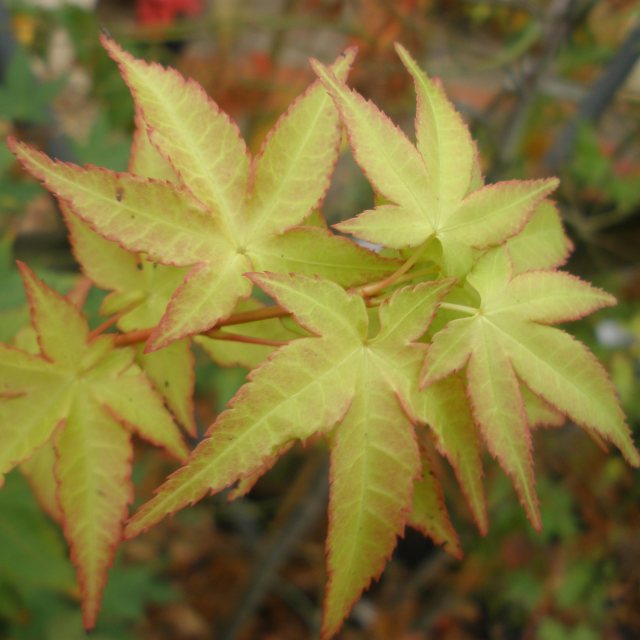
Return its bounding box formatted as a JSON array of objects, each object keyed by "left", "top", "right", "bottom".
[
  {"left": 393, "top": 41, "right": 408, "bottom": 57},
  {"left": 309, "top": 56, "right": 327, "bottom": 76},
  {"left": 393, "top": 42, "right": 415, "bottom": 71},
  {"left": 6, "top": 136, "right": 29, "bottom": 162},
  {"left": 99, "top": 30, "right": 123, "bottom": 58},
  {"left": 622, "top": 443, "right": 640, "bottom": 468},
  {"left": 16, "top": 260, "right": 41, "bottom": 302},
  {"left": 340, "top": 45, "right": 359, "bottom": 66},
  {"left": 5, "top": 134, "right": 18, "bottom": 153},
  {"left": 310, "top": 57, "right": 340, "bottom": 90}
]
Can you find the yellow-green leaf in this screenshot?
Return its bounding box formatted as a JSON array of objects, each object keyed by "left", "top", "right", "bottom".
[
  {"left": 55, "top": 393, "right": 133, "bottom": 628},
  {"left": 0, "top": 265, "right": 186, "bottom": 627},
  {"left": 126, "top": 275, "right": 452, "bottom": 640}
]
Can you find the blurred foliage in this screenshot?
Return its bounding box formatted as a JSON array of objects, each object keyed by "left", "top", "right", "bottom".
[
  {"left": 0, "top": 472, "right": 176, "bottom": 640},
  {"left": 0, "top": 235, "right": 79, "bottom": 341},
  {"left": 1, "top": 0, "right": 639, "bottom": 637},
  {"left": 0, "top": 45, "right": 66, "bottom": 123}
]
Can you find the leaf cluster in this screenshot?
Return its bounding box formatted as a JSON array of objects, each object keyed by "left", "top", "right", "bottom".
[{"left": 3, "top": 37, "right": 638, "bottom": 638}]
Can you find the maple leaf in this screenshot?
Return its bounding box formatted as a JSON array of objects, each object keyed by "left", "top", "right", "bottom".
[
  {"left": 311, "top": 45, "right": 559, "bottom": 276},
  {"left": 422, "top": 248, "right": 640, "bottom": 528},
  {"left": 123, "top": 273, "right": 455, "bottom": 638},
  {"left": 9, "top": 38, "right": 395, "bottom": 351},
  {"left": 0, "top": 264, "right": 187, "bottom": 628},
  {"left": 63, "top": 122, "right": 198, "bottom": 432}
]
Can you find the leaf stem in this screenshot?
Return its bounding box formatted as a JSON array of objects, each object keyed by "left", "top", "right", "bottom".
[
  {"left": 205, "top": 331, "right": 290, "bottom": 348},
  {"left": 358, "top": 244, "right": 426, "bottom": 297},
  {"left": 112, "top": 305, "right": 290, "bottom": 348},
  {"left": 390, "top": 267, "right": 438, "bottom": 287},
  {"left": 439, "top": 302, "right": 477, "bottom": 315},
  {"left": 88, "top": 314, "right": 124, "bottom": 342},
  {"left": 113, "top": 328, "right": 151, "bottom": 347},
  {"left": 88, "top": 303, "right": 139, "bottom": 342},
  {"left": 217, "top": 305, "right": 289, "bottom": 327}
]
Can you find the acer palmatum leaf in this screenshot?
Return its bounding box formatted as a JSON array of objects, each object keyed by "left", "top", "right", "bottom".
[
  {"left": 125, "top": 274, "right": 455, "bottom": 638},
  {"left": 423, "top": 248, "right": 640, "bottom": 528},
  {"left": 311, "top": 47, "right": 558, "bottom": 276},
  {"left": 0, "top": 264, "right": 187, "bottom": 628},
  {"left": 10, "top": 38, "right": 394, "bottom": 352}
]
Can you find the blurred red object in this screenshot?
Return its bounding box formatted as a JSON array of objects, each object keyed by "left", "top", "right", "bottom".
[{"left": 136, "top": 0, "right": 202, "bottom": 26}]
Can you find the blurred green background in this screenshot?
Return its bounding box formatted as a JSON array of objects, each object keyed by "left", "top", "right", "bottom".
[{"left": 1, "top": 0, "right": 640, "bottom": 638}]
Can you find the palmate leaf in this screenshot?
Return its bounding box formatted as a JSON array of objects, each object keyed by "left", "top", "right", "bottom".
[
  {"left": 0, "top": 265, "right": 187, "bottom": 628},
  {"left": 66, "top": 209, "right": 196, "bottom": 434},
  {"left": 311, "top": 46, "right": 558, "bottom": 275},
  {"left": 422, "top": 248, "right": 640, "bottom": 528},
  {"left": 124, "top": 274, "right": 455, "bottom": 639},
  {"left": 65, "top": 121, "right": 196, "bottom": 434},
  {"left": 10, "top": 38, "right": 395, "bottom": 352}
]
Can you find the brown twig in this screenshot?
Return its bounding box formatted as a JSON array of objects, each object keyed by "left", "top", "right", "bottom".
[
  {"left": 205, "top": 331, "right": 290, "bottom": 348},
  {"left": 112, "top": 304, "right": 290, "bottom": 348}
]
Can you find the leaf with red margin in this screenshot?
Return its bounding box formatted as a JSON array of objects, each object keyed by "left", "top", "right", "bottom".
[
  {"left": 55, "top": 393, "right": 133, "bottom": 628},
  {"left": 64, "top": 208, "right": 195, "bottom": 434},
  {"left": 8, "top": 138, "right": 244, "bottom": 351},
  {"left": 124, "top": 274, "right": 453, "bottom": 640},
  {"left": 64, "top": 208, "right": 188, "bottom": 332},
  {"left": 101, "top": 37, "right": 251, "bottom": 236},
  {"left": 422, "top": 248, "right": 640, "bottom": 529},
  {"left": 323, "top": 361, "right": 419, "bottom": 638},
  {"left": 0, "top": 264, "right": 187, "bottom": 628},
  {"left": 63, "top": 118, "right": 197, "bottom": 433},
  {"left": 11, "top": 41, "right": 394, "bottom": 350},
  {"left": 312, "top": 46, "right": 558, "bottom": 275}
]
